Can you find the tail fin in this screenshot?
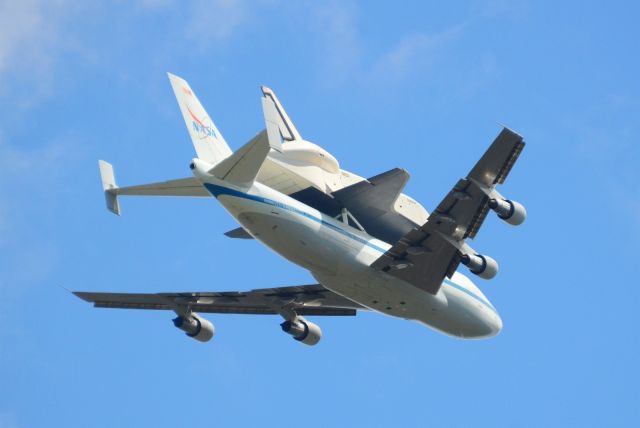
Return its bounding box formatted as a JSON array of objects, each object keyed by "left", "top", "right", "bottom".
[
  {"left": 260, "top": 86, "right": 302, "bottom": 142},
  {"left": 168, "top": 73, "right": 232, "bottom": 164}
]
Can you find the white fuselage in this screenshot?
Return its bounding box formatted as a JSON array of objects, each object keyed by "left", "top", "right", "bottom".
[{"left": 198, "top": 171, "right": 502, "bottom": 339}]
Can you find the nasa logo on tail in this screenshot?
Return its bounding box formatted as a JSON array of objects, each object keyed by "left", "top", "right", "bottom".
[{"left": 187, "top": 105, "right": 218, "bottom": 139}]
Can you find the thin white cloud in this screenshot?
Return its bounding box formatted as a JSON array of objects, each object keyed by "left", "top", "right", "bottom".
[
  {"left": 0, "top": 0, "right": 47, "bottom": 73},
  {"left": 0, "top": 0, "right": 73, "bottom": 74},
  {"left": 0, "top": 134, "right": 74, "bottom": 316},
  {"left": 136, "top": 0, "right": 174, "bottom": 11},
  {"left": 368, "top": 24, "right": 466, "bottom": 82},
  {"left": 565, "top": 96, "right": 640, "bottom": 234},
  {"left": 477, "top": 0, "right": 530, "bottom": 19},
  {"left": 305, "top": 2, "right": 468, "bottom": 87},
  {"left": 0, "top": 135, "right": 75, "bottom": 249},
  {"left": 0, "top": 413, "right": 18, "bottom": 428},
  {"left": 0, "top": 137, "right": 70, "bottom": 182},
  {"left": 310, "top": 1, "right": 362, "bottom": 86},
  {"left": 185, "top": 0, "right": 249, "bottom": 50},
  {"left": 0, "top": 0, "right": 80, "bottom": 105}
]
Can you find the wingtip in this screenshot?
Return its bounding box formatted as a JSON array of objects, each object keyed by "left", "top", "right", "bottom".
[
  {"left": 58, "top": 284, "right": 76, "bottom": 294},
  {"left": 60, "top": 286, "right": 91, "bottom": 302},
  {"left": 70, "top": 290, "right": 94, "bottom": 302},
  {"left": 261, "top": 85, "right": 272, "bottom": 95},
  {"left": 496, "top": 122, "right": 523, "bottom": 139}
]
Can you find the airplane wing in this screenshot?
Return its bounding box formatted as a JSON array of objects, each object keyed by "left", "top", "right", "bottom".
[
  {"left": 371, "top": 127, "right": 526, "bottom": 294},
  {"left": 74, "top": 284, "right": 365, "bottom": 316}
]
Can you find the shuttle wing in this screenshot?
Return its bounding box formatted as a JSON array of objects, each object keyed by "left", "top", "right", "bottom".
[
  {"left": 332, "top": 168, "right": 418, "bottom": 244},
  {"left": 74, "top": 284, "right": 365, "bottom": 316},
  {"left": 371, "top": 128, "right": 525, "bottom": 294}
]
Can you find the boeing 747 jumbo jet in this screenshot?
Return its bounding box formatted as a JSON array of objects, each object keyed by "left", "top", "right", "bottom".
[{"left": 74, "top": 73, "right": 526, "bottom": 345}]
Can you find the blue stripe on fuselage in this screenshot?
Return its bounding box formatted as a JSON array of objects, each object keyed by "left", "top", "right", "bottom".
[
  {"left": 205, "top": 183, "right": 388, "bottom": 253},
  {"left": 204, "top": 183, "right": 496, "bottom": 313}
]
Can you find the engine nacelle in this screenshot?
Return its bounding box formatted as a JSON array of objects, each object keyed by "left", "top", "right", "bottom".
[
  {"left": 172, "top": 313, "right": 215, "bottom": 342},
  {"left": 489, "top": 198, "right": 527, "bottom": 226},
  {"left": 280, "top": 318, "right": 322, "bottom": 346},
  {"left": 461, "top": 254, "right": 499, "bottom": 280}
]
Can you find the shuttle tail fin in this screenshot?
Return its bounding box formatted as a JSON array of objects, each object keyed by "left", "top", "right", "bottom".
[
  {"left": 207, "top": 90, "right": 288, "bottom": 189},
  {"left": 260, "top": 86, "right": 302, "bottom": 142}
]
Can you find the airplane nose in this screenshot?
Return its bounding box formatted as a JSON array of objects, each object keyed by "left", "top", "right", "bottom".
[
  {"left": 488, "top": 312, "right": 503, "bottom": 336},
  {"left": 455, "top": 310, "right": 503, "bottom": 339}
]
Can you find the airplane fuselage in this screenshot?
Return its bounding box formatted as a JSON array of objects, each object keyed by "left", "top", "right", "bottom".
[
  {"left": 196, "top": 164, "right": 503, "bottom": 339},
  {"left": 80, "top": 74, "right": 524, "bottom": 348}
]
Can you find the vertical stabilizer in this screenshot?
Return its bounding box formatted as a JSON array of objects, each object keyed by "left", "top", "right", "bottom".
[
  {"left": 260, "top": 86, "right": 302, "bottom": 142},
  {"left": 168, "top": 73, "right": 232, "bottom": 164},
  {"left": 261, "top": 95, "right": 284, "bottom": 152}
]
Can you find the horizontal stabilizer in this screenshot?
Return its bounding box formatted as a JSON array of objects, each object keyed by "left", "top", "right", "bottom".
[
  {"left": 97, "top": 161, "right": 211, "bottom": 215},
  {"left": 112, "top": 177, "right": 208, "bottom": 197}
]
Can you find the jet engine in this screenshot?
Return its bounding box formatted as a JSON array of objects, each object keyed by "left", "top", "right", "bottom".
[
  {"left": 489, "top": 198, "right": 527, "bottom": 226},
  {"left": 172, "top": 313, "right": 215, "bottom": 342},
  {"left": 461, "top": 253, "right": 499, "bottom": 280},
  {"left": 280, "top": 318, "right": 322, "bottom": 346}
]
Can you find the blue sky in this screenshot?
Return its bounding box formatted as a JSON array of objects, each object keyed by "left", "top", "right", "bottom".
[{"left": 1, "top": 1, "right": 639, "bottom": 427}]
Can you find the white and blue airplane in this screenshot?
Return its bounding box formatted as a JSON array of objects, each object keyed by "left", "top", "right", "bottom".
[{"left": 74, "top": 73, "right": 526, "bottom": 345}]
